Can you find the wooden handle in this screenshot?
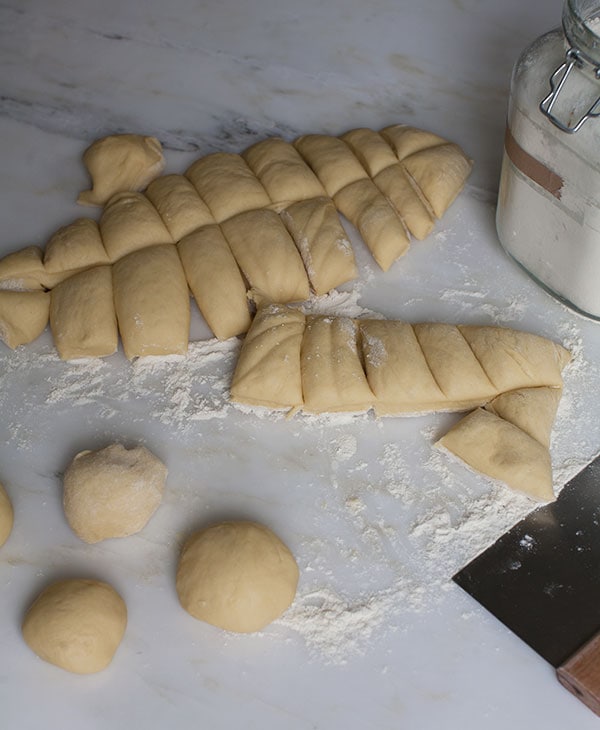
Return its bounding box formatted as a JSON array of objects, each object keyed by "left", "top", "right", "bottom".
[{"left": 557, "top": 632, "right": 600, "bottom": 716}]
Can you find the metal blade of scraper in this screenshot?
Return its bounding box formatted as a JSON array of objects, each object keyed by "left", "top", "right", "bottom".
[{"left": 453, "top": 453, "right": 600, "bottom": 715}]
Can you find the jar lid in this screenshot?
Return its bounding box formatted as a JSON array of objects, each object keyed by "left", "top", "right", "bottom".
[{"left": 563, "top": 0, "right": 600, "bottom": 64}]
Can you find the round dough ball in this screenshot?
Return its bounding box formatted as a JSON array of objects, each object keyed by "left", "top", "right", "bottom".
[
  {"left": 63, "top": 443, "right": 167, "bottom": 544},
  {"left": 22, "top": 578, "right": 127, "bottom": 674},
  {"left": 0, "top": 482, "right": 14, "bottom": 548},
  {"left": 176, "top": 521, "right": 299, "bottom": 633}
]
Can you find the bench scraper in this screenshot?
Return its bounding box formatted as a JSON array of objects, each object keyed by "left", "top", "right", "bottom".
[{"left": 453, "top": 454, "right": 600, "bottom": 716}]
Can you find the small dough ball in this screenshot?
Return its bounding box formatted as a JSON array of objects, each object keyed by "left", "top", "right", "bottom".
[
  {"left": 22, "top": 578, "right": 127, "bottom": 674},
  {"left": 63, "top": 443, "right": 167, "bottom": 544},
  {"left": 0, "top": 482, "right": 14, "bottom": 547},
  {"left": 176, "top": 521, "right": 299, "bottom": 633}
]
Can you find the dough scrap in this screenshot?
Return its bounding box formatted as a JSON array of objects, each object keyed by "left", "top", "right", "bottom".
[
  {"left": 43, "top": 218, "right": 110, "bottom": 276},
  {"left": 77, "top": 133, "right": 165, "bottom": 207},
  {"left": 0, "top": 290, "right": 50, "bottom": 349},
  {"left": 22, "top": 578, "right": 127, "bottom": 673},
  {"left": 63, "top": 443, "right": 167, "bottom": 543},
  {"left": 145, "top": 174, "right": 215, "bottom": 241},
  {"left": 50, "top": 265, "right": 118, "bottom": 360},
  {"left": 0, "top": 482, "right": 14, "bottom": 548},
  {"left": 176, "top": 520, "right": 299, "bottom": 633}
]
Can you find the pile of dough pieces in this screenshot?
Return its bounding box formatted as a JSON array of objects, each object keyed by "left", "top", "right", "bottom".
[
  {"left": 2, "top": 443, "right": 298, "bottom": 675},
  {"left": 0, "top": 126, "right": 472, "bottom": 359},
  {"left": 230, "top": 304, "right": 572, "bottom": 502}
]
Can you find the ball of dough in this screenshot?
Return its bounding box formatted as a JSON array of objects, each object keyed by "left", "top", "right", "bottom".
[
  {"left": 22, "top": 578, "right": 127, "bottom": 674},
  {"left": 63, "top": 443, "right": 167, "bottom": 544},
  {"left": 0, "top": 482, "right": 14, "bottom": 548},
  {"left": 176, "top": 521, "right": 299, "bottom": 633}
]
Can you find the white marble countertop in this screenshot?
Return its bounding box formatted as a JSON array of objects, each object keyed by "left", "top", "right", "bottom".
[{"left": 3, "top": 0, "right": 600, "bottom": 728}]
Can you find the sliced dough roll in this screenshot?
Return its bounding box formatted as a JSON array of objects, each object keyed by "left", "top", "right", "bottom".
[
  {"left": 381, "top": 124, "right": 448, "bottom": 160},
  {"left": 243, "top": 138, "right": 326, "bottom": 209},
  {"left": 281, "top": 197, "right": 357, "bottom": 296},
  {"left": 294, "top": 134, "right": 368, "bottom": 197},
  {"left": 186, "top": 153, "right": 271, "bottom": 223},
  {"left": 436, "top": 407, "right": 554, "bottom": 502},
  {"left": 100, "top": 192, "right": 173, "bottom": 262},
  {"left": 485, "top": 386, "right": 562, "bottom": 449},
  {"left": 113, "top": 244, "right": 190, "bottom": 359},
  {"left": 177, "top": 225, "right": 251, "bottom": 340},
  {"left": 334, "top": 178, "right": 410, "bottom": 271},
  {"left": 221, "top": 209, "right": 310, "bottom": 304},
  {"left": 44, "top": 218, "right": 110, "bottom": 278},
  {"left": 0, "top": 246, "right": 47, "bottom": 291},
  {"left": 340, "top": 128, "right": 400, "bottom": 175},
  {"left": 0, "top": 290, "right": 50, "bottom": 348},
  {"left": 145, "top": 174, "right": 215, "bottom": 241},
  {"left": 230, "top": 303, "right": 305, "bottom": 409},
  {"left": 301, "top": 315, "right": 374, "bottom": 413},
  {"left": 50, "top": 265, "right": 118, "bottom": 360}
]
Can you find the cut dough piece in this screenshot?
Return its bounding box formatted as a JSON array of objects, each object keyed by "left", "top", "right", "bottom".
[
  {"left": 145, "top": 174, "right": 215, "bottom": 240},
  {"left": 0, "top": 482, "right": 13, "bottom": 548},
  {"left": 281, "top": 197, "right": 357, "bottom": 295},
  {"left": 100, "top": 191, "right": 173, "bottom": 262},
  {"left": 112, "top": 244, "right": 190, "bottom": 359},
  {"left": 380, "top": 124, "right": 448, "bottom": 160},
  {"left": 221, "top": 208, "right": 310, "bottom": 304},
  {"left": 177, "top": 225, "right": 251, "bottom": 340},
  {"left": 63, "top": 443, "right": 167, "bottom": 543},
  {"left": 0, "top": 290, "right": 50, "bottom": 349},
  {"left": 458, "top": 325, "right": 571, "bottom": 392},
  {"left": 360, "top": 319, "right": 445, "bottom": 414},
  {"left": 414, "top": 323, "right": 498, "bottom": 406},
  {"left": 437, "top": 407, "right": 554, "bottom": 502},
  {"left": 77, "top": 134, "right": 165, "bottom": 207},
  {"left": 0, "top": 246, "right": 46, "bottom": 291},
  {"left": 334, "top": 178, "right": 410, "bottom": 271},
  {"left": 372, "top": 165, "right": 435, "bottom": 240},
  {"left": 50, "top": 265, "right": 118, "bottom": 360},
  {"left": 44, "top": 218, "right": 109, "bottom": 276},
  {"left": 402, "top": 144, "right": 473, "bottom": 219},
  {"left": 186, "top": 153, "right": 271, "bottom": 222},
  {"left": 230, "top": 303, "right": 305, "bottom": 409},
  {"left": 301, "top": 314, "right": 374, "bottom": 413},
  {"left": 22, "top": 578, "right": 127, "bottom": 674},
  {"left": 485, "top": 387, "right": 562, "bottom": 449},
  {"left": 341, "top": 127, "right": 400, "bottom": 176},
  {"left": 294, "top": 134, "right": 368, "bottom": 197},
  {"left": 243, "top": 137, "right": 326, "bottom": 209},
  {"left": 176, "top": 520, "right": 299, "bottom": 633}
]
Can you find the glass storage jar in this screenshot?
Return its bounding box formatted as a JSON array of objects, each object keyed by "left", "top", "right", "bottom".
[{"left": 496, "top": 0, "right": 600, "bottom": 318}]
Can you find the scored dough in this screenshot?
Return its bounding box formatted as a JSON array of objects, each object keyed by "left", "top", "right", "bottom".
[
  {"left": 0, "top": 482, "right": 14, "bottom": 548},
  {"left": 22, "top": 578, "right": 127, "bottom": 673},
  {"left": 112, "top": 244, "right": 190, "bottom": 359},
  {"left": 63, "top": 443, "right": 167, "bottom": 543},
  {"left": 176, "top": 520, "right": 299, "bottom": 633},
  {"left": 43, "top": 218, "right": 110, "bottom": 277},
  {"left": 0, "top": 290, "right": 50, "bottom": 349},
  {"left": 50, "top": 265, "right": 118, "bottom": 360},
  {"left": 145, "top": 174, "right": 215, "bottom": 241},
  {"left": 177, "top": 225, "right": 251, "bottom": 340}
]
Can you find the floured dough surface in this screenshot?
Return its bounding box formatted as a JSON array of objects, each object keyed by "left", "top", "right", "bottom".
[
  {"left": 22, "top": 578, "right": 127, "bottom": 674},
  {"left": 176, "top": 521, "right": 299, "bottom": 633},
  {"left": 63, "top": 443, "right": 167, "bottom": 544},
  {"left": 0, "top": 482, "right": 13, "bottom": 548},
  {"left": 0, "top": 290, "right": 50, "bottom": 349}
]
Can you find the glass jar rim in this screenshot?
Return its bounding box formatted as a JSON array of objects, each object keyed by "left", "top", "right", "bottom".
[{"left": 563, "top": 0, "right": 600, "bottom": 63}]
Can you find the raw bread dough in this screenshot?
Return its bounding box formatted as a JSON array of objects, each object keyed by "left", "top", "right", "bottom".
[
  {"left": 63, "top": 443, "right": 167, "bottom": 543},
  {"left": 485, "top": 386, "right": 562, "bottom": 449},
  {"left": 281, "top": 197, "right": 357, "bottom": 296},
  {"left": 436, "top": 407, "right": 554, "bottom": 502},
  {"left": 294, "top": 134, "right": 368, "bottom": 196},
  {"left": 243, "top": 137, "right": 326, "bottom": 208},
  {"left": 221, "top": 208, "right": 310, "bottom": 304},
  {"left": 341, "top": 127, "right": 400, "bottom": 176},
  {"left": 100, "top": 191, "right": 173, "bottom": 262},
  {"left": 145, "top": 174, "right": 215, "bottom": 241},
  {"left": 230, "top": 303, "right": 305, "bottom": 409},
  {"left": 43, "top": 218, "right": 110, "bottom": 276},
  {"left": 22, "top": 578, "right": 127, "bottom": 673},
  {"left": 176, "top": 520, "right": 299, "bottom": 633},
  {"left": 0, "top": 246, "right": 47, "bottom": 291},
  {"left": 50, "top": 265, "right": 118, "bottom": 360},
  {"left": 0, "top": 290, "right": 50, "bottom": 349},
  {"left": 186, "top": 152, "right": 271, "bottom": 222},
  {"left": 381, "top": 124, "right": 448, "bottom": 160},
  {"left": 177, "top": 225, "right": 251, "bottom": 340},
  {"left": 0, "top": 482, "right": 13, "bottom": 548},
  {"left": 112, "top": 244, "right": 190, "bottom": 359},
  {"left": 77, "top": 134, "right": 165, "bottom": 207}
]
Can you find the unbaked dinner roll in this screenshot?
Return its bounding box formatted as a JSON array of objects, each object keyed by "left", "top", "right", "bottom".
[
  {"left": 0, "top": 290, "right": 50, "bottom": 349},
  {"left": 0, "top": 246, "right": 47, "bottom": 291},
  {"left": 22, "top": 578, "right": 127, "bottom": 674},
  {"left": 176, "top": 520, "right": 299, "bottom": 633},
  {"left": 0, "top": 481, "right": 14, "bottom": 548},
  {"left": 145, "top": 174, "right": 216, "bottom": 241},
  {"left": 177, "top": 225, "right": 251, "bottom": 340},
  {"left": 485, "top": 386, "right": 562, "bottom": 449},
  {"left": 43, "top": 218, "right": 110, "bottom": 277},
  {"left": 112, "top": 244, "right": 190, "bottom": 359},
  {"left": 294, "top": 134, "right": 368, "bottom": 196}
]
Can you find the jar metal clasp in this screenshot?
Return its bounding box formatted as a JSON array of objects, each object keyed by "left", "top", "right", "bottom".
[{"left": 540, "top": 48, "right": 600, "bottom": 133}]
